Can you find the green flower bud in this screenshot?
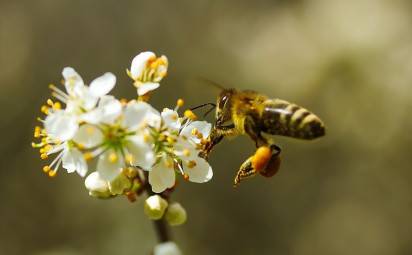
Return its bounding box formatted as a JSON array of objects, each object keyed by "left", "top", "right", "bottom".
[
  {"left": 165, "top": 202, "right": 187, "bottom": 226},
  {"left": 144, "top": 195, "right": 168, "bottom": 220}
]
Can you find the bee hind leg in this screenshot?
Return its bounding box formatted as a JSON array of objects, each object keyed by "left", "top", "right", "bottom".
[{"left": 234, "top": 156, "right": 257, "bottom": 187}]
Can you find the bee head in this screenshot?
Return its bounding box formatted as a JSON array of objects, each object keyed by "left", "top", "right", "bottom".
[{"left": 216, "top": 88, "right": 236, "bottom": 127}]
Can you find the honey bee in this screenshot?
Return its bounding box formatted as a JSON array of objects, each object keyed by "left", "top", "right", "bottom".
[{"left": 201, "top": 88, "right": 325, "bottom": 186}]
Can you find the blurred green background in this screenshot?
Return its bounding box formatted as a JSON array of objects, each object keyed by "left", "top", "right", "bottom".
[{"left": 1, "top": 0, "right": 412, "bottom": 254}]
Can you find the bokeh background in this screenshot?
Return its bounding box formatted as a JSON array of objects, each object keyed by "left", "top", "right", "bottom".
[{"left": 1, "top": 0, "right": 412, "bottom": 254}]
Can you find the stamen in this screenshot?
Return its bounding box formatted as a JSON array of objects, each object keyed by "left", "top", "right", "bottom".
[
  {"left": 84, "top": 152, "right": 94, "bottom": 161},
  {"left": 184, "top": 110, "right": 197, "bottom": 120},
  {"left": 183, "top": 149, "right": 191, "bottom": 157},
  {"left": 43, "top": 166, "right": 51, "bottom": 173},
  {"left": 48, "top": 170, "right": 57, "bottom": 177},
  {"left": 109, "top": 152, "right": 118, "bottom": 163},
  {"left": 40, "top": 153, "right": 48, "bottom": 159},
  {"left": 187, "top": 160, "right": 197, "bottom": 169},
  {"left": 125, "top": 154, "right": 134, "bottom": 164},
  {"left": 176, "top": 99, "right": 184, "bottom": 108},
  {"left": 41, "top": 105, "right": 49, "bottom": 114}
]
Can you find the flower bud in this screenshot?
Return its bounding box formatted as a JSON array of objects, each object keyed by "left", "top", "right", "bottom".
[
  {"left": 85, "top": 172, "right": 112, "bottom": 198},
  {"left": 144, "top": 195, "right": 168, "bottom": 220},
  {"left": 153, "top": 241, "right": 182, "bottom": 255},
  {"left": 165, "top": 202, "right": 187, "bottom": 226},
  {"left": 109, "top": 173, "right": 132, "bottom": 195}
]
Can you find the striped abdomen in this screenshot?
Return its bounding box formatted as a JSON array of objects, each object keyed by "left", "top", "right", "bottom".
[{"left": 260, "top": 99, "right": 325, "bottom": 140}]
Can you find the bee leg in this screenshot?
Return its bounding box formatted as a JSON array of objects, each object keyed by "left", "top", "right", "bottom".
[
  {"left": 244, "top": 117, "right": 268, "bottom": 148},
  {"left": 233, "top": 156, "right": 257, "bottom": 187}
]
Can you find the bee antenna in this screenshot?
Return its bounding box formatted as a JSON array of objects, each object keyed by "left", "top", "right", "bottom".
[
  {"left": 190, "top": 103, "right": 216, "bottom": 118},
  {"left": 196, "top": 77, "right": 226, "bottom": 90}
]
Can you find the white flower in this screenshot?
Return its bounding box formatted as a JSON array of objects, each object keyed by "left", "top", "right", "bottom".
[
  {"left": 144, "top": 195, "right": 169, "bottom": 220},
  {"left": 147, "top": 111, "right": 213, "bottom": 193},
  {"left": 44, "top": 110, "right": 78, "bottom": 141},
  {"left": 73, "top": 101, "right": 160, "bottom": 182},
  {"left": 153, "top": 242, "right": 182, "bottom": 255},
  {"left": 128, "top": 51, "right": 168, "bottom": 96},
  {"left": 165, "top": 202, "right": 187, "bottom": 226}
]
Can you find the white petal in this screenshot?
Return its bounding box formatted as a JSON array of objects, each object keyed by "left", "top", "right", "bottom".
[
  {"left": 181, "top": 121, "right": 212, "bottom": 143},
  {"left": 123, "top": 101, "right": 161, "bottom": 130},
  {"left": 126, "top": 135, "right": 155, "bottom": 170},
  {"left": 97, "top": 151, "right": 124, "bottom": 181},
  {"left": 130, "top": 51, "right": 155, "bottom": 79},
  {"left": 85, "top": 171, "right": 109, "bottom": 193},
  {"left": 89, "top": 72, "right": 116, "bottom": 97},
  {"left": 62, "top": 67, "right": 84, "bottom": 96},
  {"left": 73, "top": 124, "right": 104, "bottom": 148},
  {"left": 99, "top": 96, "right": 122, "bottom": 124},
  {"left": 76, "top": 86, "right": 98, "bottom": 111},
  {"left": 161, "top": 108, "right": 181, "bottom": 131},
  {"left": 173, "top": 137, "right": 198, "bottom": 161},
  {"left": 137, "top": 82, "right": 160, "bottom": 96},
  {"left": 154, "top": 242, "right": 182, "bottom": 255},
  {"left": 62, "top": 147, "right": 88, "bottom": 177},
  {"left": 185, "top": 157, "right": 213, "bottom": 183},
  {"left": 149, "top": 160, "right": 176, "bottom": 193},
  {"left": 44, "top": 111, "right": 78, "bottom": 141}
]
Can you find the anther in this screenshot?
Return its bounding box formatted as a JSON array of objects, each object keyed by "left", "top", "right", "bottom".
[
  {"left": 183, "top": 173, "right": 190, "bottom": 181},
  {"left": 47, "top": 99, "right": 54, "bottom": 106},
  {"left": 43, "top": 166, "right": 50, "bottom": 173},
  {"left": 184, "top": 110, "right": 197, "bottom": 120},
  {"left": 167, "top": 137, "right": 176, "bottom": 144},
  {"left": 191, "top": 128, "right": 199, "bottom": 136},
  {"left": 187, "top": 160, "right": 197, "bottom": 169},
  {"left": 48, "top": 170, "right": 57, "bottom": 177},
  {"left": 125, "top": 154, "right": 134, "bottom": 164},
  {"left": 109, "top": 152, "right": 118, "bottom": 163},
  {"left": 176, "top": 99, "right": 184, "bottom": 108},
  {"left": 183, "top": 149, "right": 191, "bottom": 157},
  {"left": 84, "top": 152, "right": 93, "bottom": 161},
  {"left": 40, "top": 153, "right": 48, "bottom": 159}
]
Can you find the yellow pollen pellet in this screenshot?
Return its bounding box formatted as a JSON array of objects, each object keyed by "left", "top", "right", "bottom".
[
  {"left": 187, "top": 160, "right": 197, "bottom": 169},
  {"left": 125, "top": 154, "right": 134, "bottom": 164},
  {"left": 43, "top": 166, "right": 50, "bottom": 173},
  {"left": 84, "top": 152, "right": 93, "bottom": 161},
  {"left": 183, "top": 149, "right": 191, "bottom": 157},
  {"left": 40, "top": 153, "right": 48, "bottom": 159},
  {"left": 48, "top": 170, "right": 57, "bottom": 177},
  {"left": 176, "top": 99, "right": 184, "bottom": 107},
  {"left": 109, "top": 153, "right": 118, "bottom": 163}
]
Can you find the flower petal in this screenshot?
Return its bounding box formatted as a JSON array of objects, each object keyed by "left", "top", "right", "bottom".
[
  {"left": 154, "top": 242, "right": 182, "bottom": 255},
  {"left": 149, "top": 159, "right": 176, "bottom": 193},
  {"left": 130, "top": 51, "right": 155, "bottom": 79},
  {"left": 62, "top": 147, "right": 88, "bottom": 177},
  {"left": 185, "top": 157, "right": 213, "bottom": 183},
  {"left": 44, "top": 111, "right": 78, "bottom": 141},
  {"left": 89, "top": 72, "right": 116, "bottom": 97},
  {"left": 97, "top": 95, "right": 122, "bottom": 124},
  {"left": 161, "top": 108, "right": 181, "bottom": 131},
  {"left": 137, "top": 82, "right": 160, "bottom": 96},
  {"left": 181, "top": 121, "right": 212, "bottom": 143},
  {"left": 73, "top": 124, "right": 104, "bottom": 148},
  {"left": 97, "top": 150, "right": 124, "bottom": 181},
  {"left": 126, "top": 135, "right": 155, "bottom": 170},
  {"left": 62, "top": 67, "right": 84, "bottom": 96},
  {"left": 123, "top": 101, "right": 161, "bottom": 130}
]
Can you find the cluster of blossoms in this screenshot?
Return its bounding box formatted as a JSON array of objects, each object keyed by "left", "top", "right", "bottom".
[{"left": 32, "top": 52, "right": 213, "bottom": 228}]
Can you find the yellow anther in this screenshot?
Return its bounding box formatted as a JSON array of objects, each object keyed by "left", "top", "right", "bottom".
[
  {"left": 187, "top": 160, "right": 197, "bottom": 169},
  {"left": 120, "top": 98, "right": 128, "bottom": 106},
  {"left": 183, "top": 173, "right": 190, "bottom": 181},
  {"left": 200, "top": 138, "right": 208, "bottom": 145},
  {"left": 184, "top": 110, "right": 197, "bottom": 121},
  {"left": 84, "top": 152, "right": 93, "bottom": 161},
  {"left": 47, "top": 99, "right": 54, "bottom": 106},
  {"left": 109, "top": 152, "right": 118, "bottom": 163},
  {"left": 40, "top": 153, "right": 48, "bottom": 159},
  {"left": 44, "top": 144, "right": 52, "bottom": 152},
  {"left": 43, "top": 166, "right": 50, "bottom": 173},
  {"left": 53, "top": 102, "right": 61, "bottom": 110},
  {"left": 86, "top": 126, "right": 95, "bottom": 135},
  {"left": 41, "top": 105, "right": 49, "bottom": 114},
  {"left": 167, "top": 137, "right": 176, "bottom": 144},
  {"left": 158, "top": 134, "right": 166, "bottom": 142},
  {"left": 77, "top": 143, "right": 85, "bottom": 150},
  {"left": 143, "top": 134, "right": 151, "bottom": 143},
  {"left": 34, "top": 126, "right": 42, "bottom": 138},
  {"left": 196, "top": 133, "right": 203, "bottom": 139},
  {"left": 191, "top": 128, "right": 199, "bottom": 136},
  {"left": 164, "top": 159, "right": 174, "bottom": 168},
  {"left": 176, "top": 99, "right": 184, "bottom": 108},
  {"left": 124, "top": 167, "right": 138, "bottom": 178},
  {"left": 125, "top": 154, "right": 134, "bottom": 164},
  {"left": 183, "top": 149, "right": 191, "bottom": 157},
  {"left": 48, "top": 170, "right": 57, "bottom": 177}
]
